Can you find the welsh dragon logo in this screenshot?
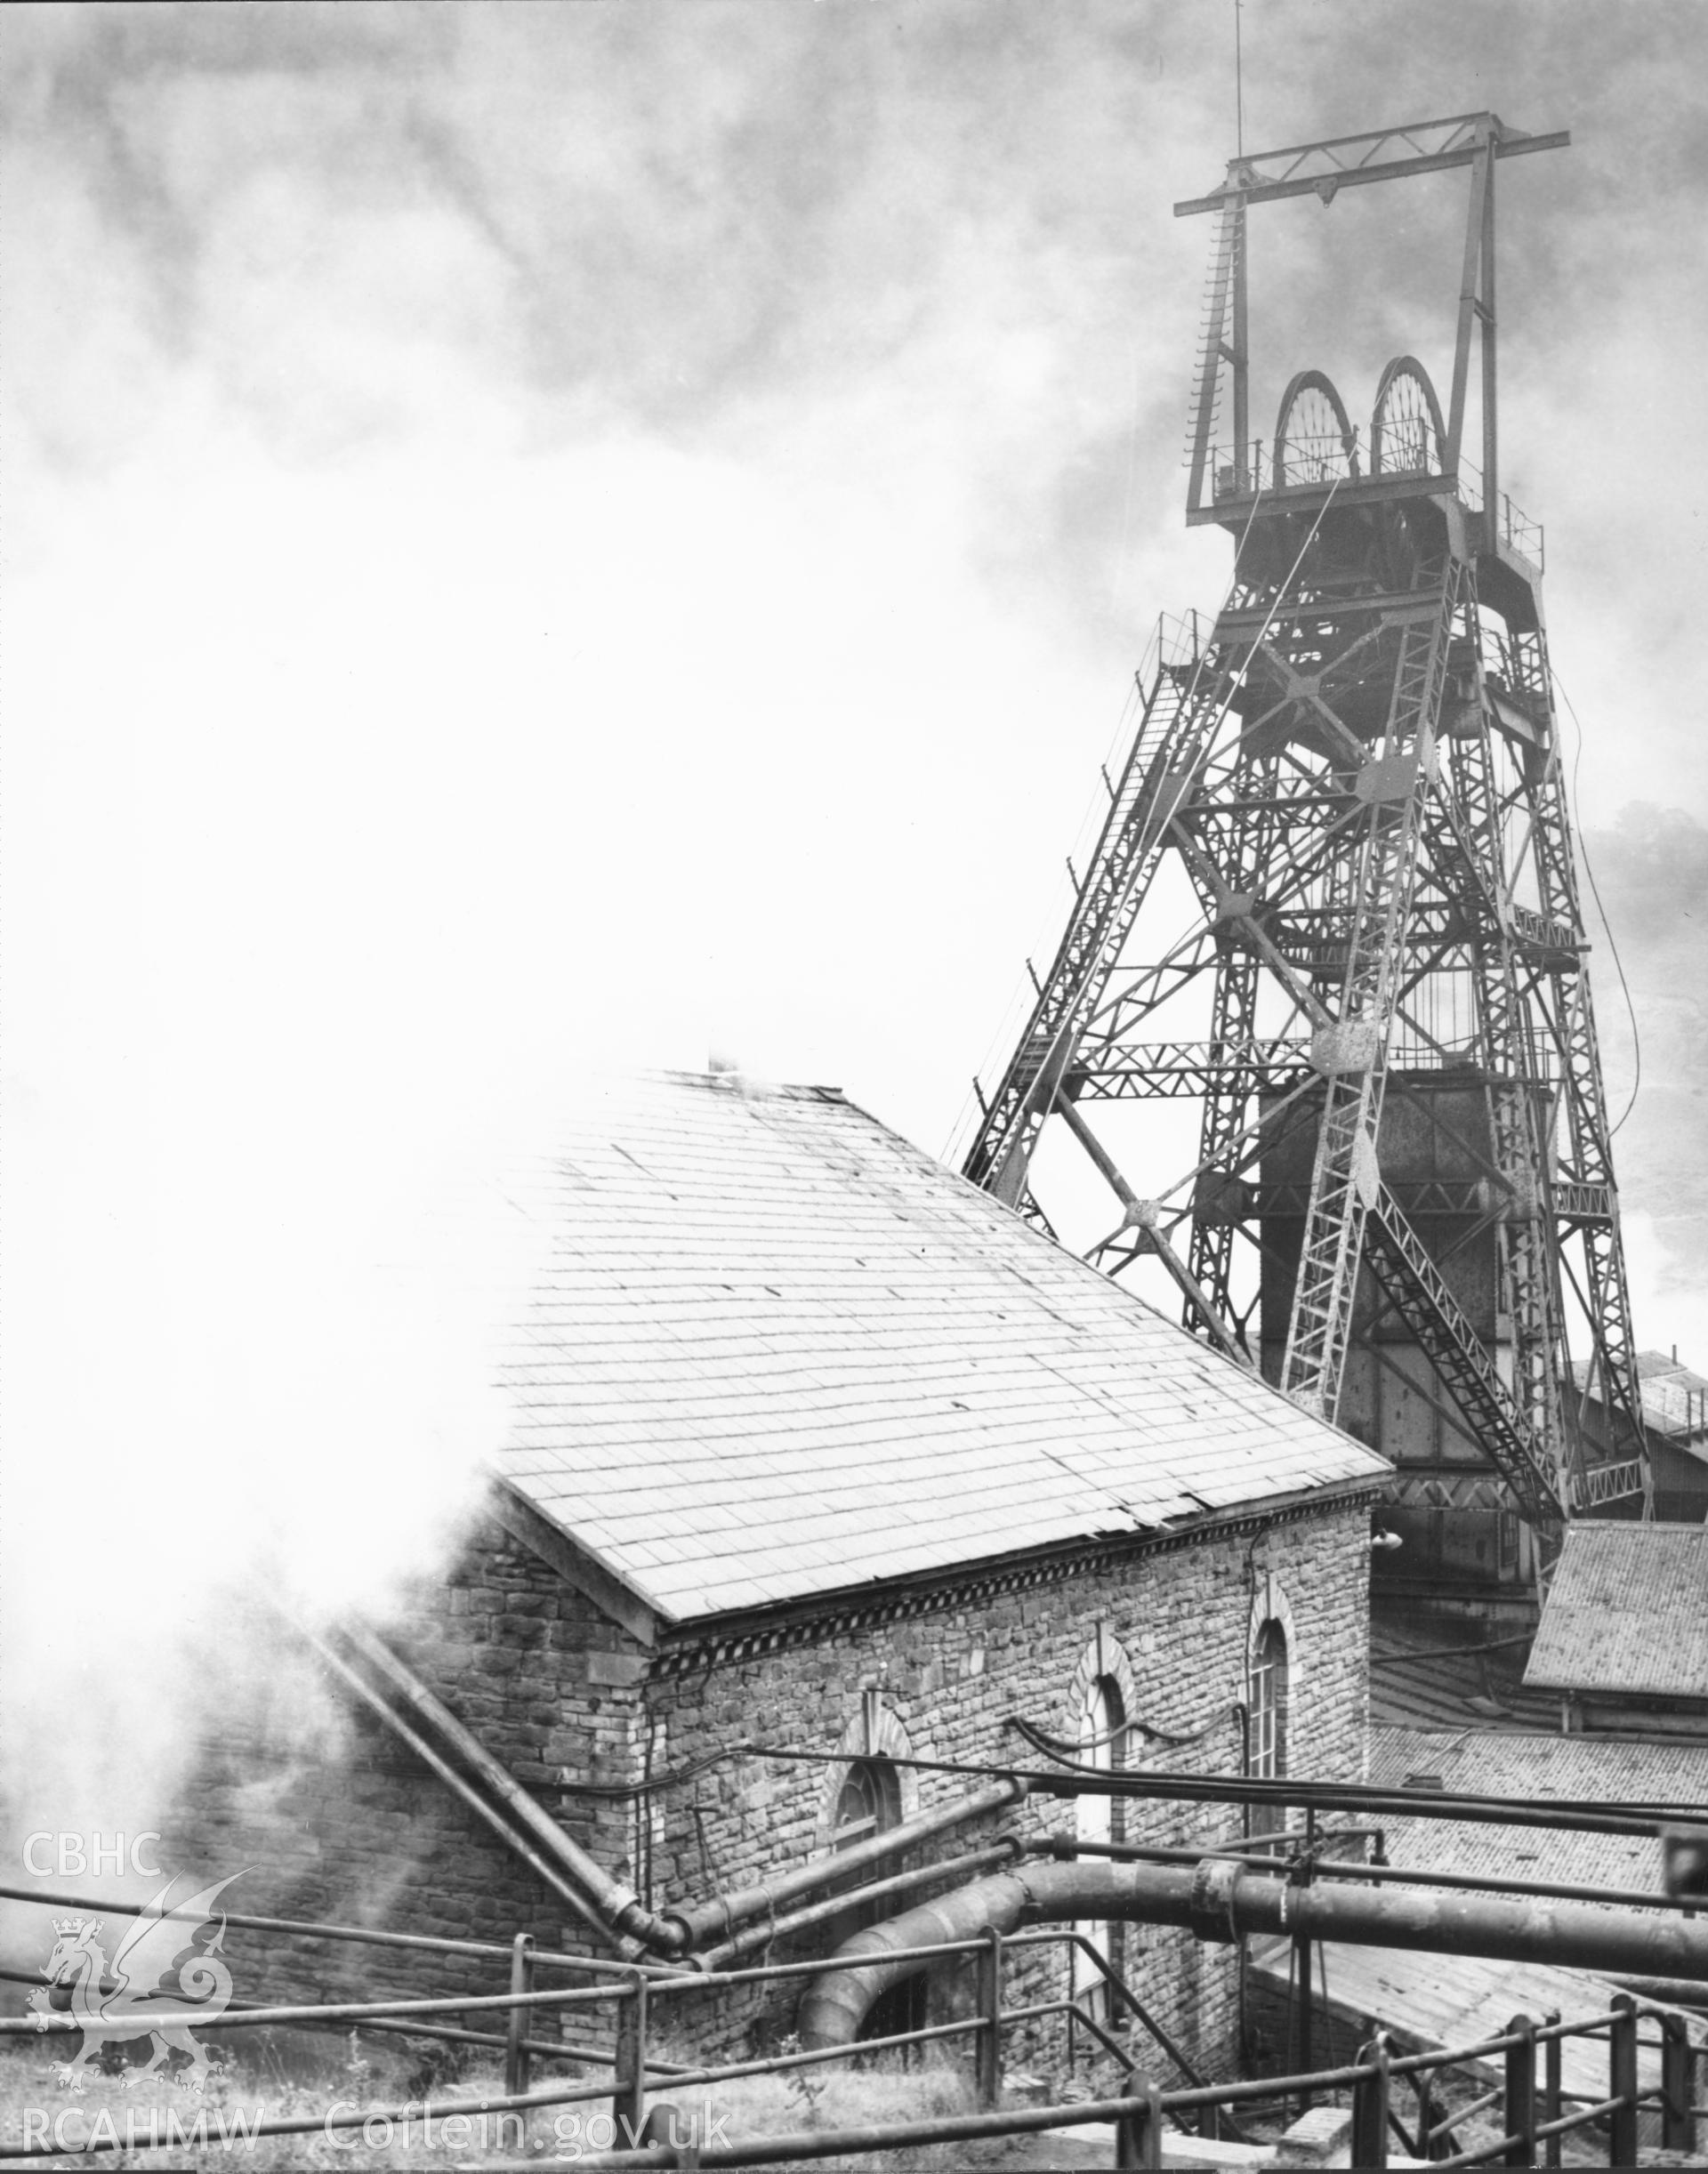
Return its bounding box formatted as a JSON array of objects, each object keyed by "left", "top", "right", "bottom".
[{"left": 27, "top": 1874, "right": 242, "bottom": 2094}]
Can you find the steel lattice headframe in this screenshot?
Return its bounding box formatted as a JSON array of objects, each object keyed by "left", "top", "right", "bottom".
[{"left": 961, "top": 114, "right": 1651, "bottom": 1545}]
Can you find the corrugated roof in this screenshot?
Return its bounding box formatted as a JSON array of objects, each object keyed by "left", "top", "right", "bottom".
[
  {"left": 1368, "top": 1726, "right": 1708, "bottom": 1894},
  {"left": 1523, "top": 1523, "right": 1708, "bottom": 1697},
  {"left": 491, "top": 1072, "right": 1388, "bottom": 1624},
  {"left": 1248, "top": 1937, "right": 1703, "bottom": 2105},
  {"left": 1370, "top": 1614, "right": 1559, "bottom": 1735},
  {"left": 1573, "top": 1349, "right": 1708, "bottom": 1448}
]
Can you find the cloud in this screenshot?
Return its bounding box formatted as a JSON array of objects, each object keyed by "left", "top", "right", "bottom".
[
  {"left": 1576, "top": 805, "right": 1708, "bottom": 1344},
  {"left": 3, "top": 0, "right": 1707, "bottom": 1875}
]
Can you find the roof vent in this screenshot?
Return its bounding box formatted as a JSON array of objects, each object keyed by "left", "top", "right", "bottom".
[{"left": 1405, "top": 1770, "right": 1446, "bottom": 1792}]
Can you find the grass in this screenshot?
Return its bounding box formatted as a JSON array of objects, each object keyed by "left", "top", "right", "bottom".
[
  {"left": 0, "top": 2033, "right": 1096, "bottom": 2171},
  {"left": 0, "top": 2032, "right": 507, "bottom": 2170}
]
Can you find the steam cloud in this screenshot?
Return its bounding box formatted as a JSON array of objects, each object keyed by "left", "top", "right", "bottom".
[{"left": 3, "top": 0, "right": 1704, "bottom": 1943}]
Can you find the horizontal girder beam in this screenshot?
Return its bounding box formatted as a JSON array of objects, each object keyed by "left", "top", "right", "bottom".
[{"left": 1175, "top": 116, "right": 1568, "bottom": 217}]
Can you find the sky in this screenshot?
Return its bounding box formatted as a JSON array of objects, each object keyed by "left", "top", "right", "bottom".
[{"left": 3, "top": 1, "right": 1707, "bottom": 1855}]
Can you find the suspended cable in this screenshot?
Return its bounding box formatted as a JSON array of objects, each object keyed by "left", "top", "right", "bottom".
[{"left": 1551, "top": 667, "right": 1642, "bottom": 1137}]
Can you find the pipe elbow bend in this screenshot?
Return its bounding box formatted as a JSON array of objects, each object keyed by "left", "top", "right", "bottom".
[{"left": 795, "top": 1873, "right": 1030, "bottom": 2049}]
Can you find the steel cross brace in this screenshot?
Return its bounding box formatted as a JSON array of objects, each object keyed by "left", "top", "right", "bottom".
[
  {"left": 965, "top": 628, "right": 1234, "bottom": 1205},
  {"left": 1280, "top": 567, "right": 1460, "bottom": 1417},
  {"left": 1362, "top": 1182, "right": 1563, "bottom": 1529},
  {"left": 1501, "top": 625, "right": 1651, "bottom": 1502}
]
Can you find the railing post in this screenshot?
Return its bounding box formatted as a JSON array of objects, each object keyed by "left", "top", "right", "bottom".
[
  {"left": 1542, "top": 2009, "right": 1561, "bottom": 2170},
  {"left": 1663, "top": 2010, "right": 1695, "bottom": 2154},
  {"left": 1414, "top": 2057, "right": 1433, "bottom": 2165},
  {"left": 612, "top": 1966, "right": 649, "bottom": 2146},
  {"left": 975, "top": 1927, "right": 1003, "bottom": 2110},
  {"left": 504, "top": 1932, "right": 535, "bottom": 2102},
  {"left": 636, "top": 2100, "right": 697, "bottom": 2166},
  {"left": 1502, "top": 2013, "right": 1535, "bottom": 2168},
  {"left": 1351, "top": 2031, "right": 1391, "bottom": 2170},
  {"left": 1113, "top": 2071, "right": 1162, "bottom": 2170},
  {"left": 1292, "top": 1927, "right": 1315, "bottom": 2111},
  {"left": 1607, "top": 1993, "right": 1639, "bottom": 2170}
]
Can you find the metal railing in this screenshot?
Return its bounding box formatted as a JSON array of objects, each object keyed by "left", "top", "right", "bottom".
[
  {"left": 0, "top": 1890, "right": 1209, "bottom": 2161},
  {"left": 1211, "top": 436, "right": 1359, "bottom": 496},
  {"left": 1455, "top": 458, "right": 1546, "bottom": 569},
  {"left": 4, "top": 1871, "right": 1700, "bottom": 2168},
  {"left": 1204, "top": 439, "right": 1545, "bottom": 570},
  {"left": 1134, "top": 607, "right": 1209, "bottom": 686}
]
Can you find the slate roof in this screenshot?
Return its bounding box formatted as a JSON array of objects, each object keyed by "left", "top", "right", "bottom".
[
  {"left": 491, "top": 1072, "right": 1388, "bottom": 1624},
  {"left": 1368, "top": 1726, "right": 1708, "bottom": 1895},
  {"left": 1522, "top": 1523, "right": 1708, "bottom": 1698}
]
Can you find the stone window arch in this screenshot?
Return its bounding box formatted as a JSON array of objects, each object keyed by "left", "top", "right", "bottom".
[
  {"left": 1063, "top": 1624, "right": 1140, "bottom": 1752},
  {"left": 815, "top": 1690, "right": 919, "bottom": 1856},
  {"left": 1064, "top": 1625, "right": 1138, "bottom": 2014},
  {"left": 1246, "top": 1576, "right": 1298, "bottom": 1847},
  {"left": 816, "top": 1692, "right": 924, "bottom": 2045}
]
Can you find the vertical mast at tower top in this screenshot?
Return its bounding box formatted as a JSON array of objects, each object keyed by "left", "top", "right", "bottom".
[{"left": 961, "top": 114, "right": 1651, "bottom": 1575}]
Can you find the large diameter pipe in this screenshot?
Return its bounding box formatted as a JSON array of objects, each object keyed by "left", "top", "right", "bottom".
[
  {"left": 799, "top": 1856, "right": 1708, "bottom": 2049},
  {"left": 303, "top": 1608, "right": 1023, "bottom": 1962},
  {"left": 693, "top": 1842, "right": 1021, "bottom": 1972},
  {"left": 1182, "top": 1857, "right": 1708, "bottom": 1983},
  {"left": 296, "top": 1614, "right": 689, "bottom": 1956},
  {"left": 798, "top": 1867, "right": 1036, "bottom": 2047},
  {"left": 293, "top": 1617, "right": 617, "bottom": 1946},
  {"left": 334, "top": 1619, "right": 691, "bottom": 1956},
  {"left": 664, "top": 1776, "right": 1026, "bottom": 1952}
]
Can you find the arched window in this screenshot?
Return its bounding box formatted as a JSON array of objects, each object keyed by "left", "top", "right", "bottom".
[
  {"left": 832, "top": 1756, "right": 903, "bottom": 1856},
  {"left": 1072, "top": 1673, "right": 1127, "bottom": 2021},
  {"left": 1248, "top": 1619, "right": 1290, "bottom": 1782},
  {"left": 825, "top": 1741, "right": 922, "bottom": 2049}
]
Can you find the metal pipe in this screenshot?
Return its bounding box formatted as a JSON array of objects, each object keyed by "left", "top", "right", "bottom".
[
  {"left": 0, "top": 1880, "right": 682, "bottom": 1978},
  {"left": 537, "top": 2082, "right": 1184, "bottom": 2174},
  {"left": 797, "top": 1864, "right": 1041, "bottom": 2048},
  {"left": 662, "top": 1775, "right": 1025, "bottom": 1952},
  {"left": 1033, "top": 1836, "right": 1708, "bottom": 1916},
  {"left": 1302, "top": 1856, "right": 1708, "bottom": 1917},
  {"left": 308, "top": 1614, "right": 1019, "bottom": 1963},
  {"left": 757, "top": 1742, "right": 1692, "bottom": 1833},
  {"left": 1023, "top": 1768, "right": 1679, "bottom": 1835},
  {"left": 291, "top": 1616, "right": 620, "bottom": 1945},
  {"left": 331, "top": 1618, "right": 688, "bottom": 1956},
  {"left": 799, "top": 1855, "right": 1708, "bottom": 2049},
  {"left": 1179, "top": 1860, "right": 1708, "bottom": 1983},
  {"left": 692, "top": 1841, "right": 1019, "bottom": 1970},
  {"left": 1607, "top": 1973, "right": 1708, "bottom": 2010},
  {"left": 5, "top": 1977, "right": 633, "bottom": 2040},
  {"left": 0, "top": 1968, "right": 603, "bottom": 2065}
]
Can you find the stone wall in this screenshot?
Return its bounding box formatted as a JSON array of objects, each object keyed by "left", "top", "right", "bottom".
[
  {"left": 639, "top": 1493, "right": 1374, "bottom": 2073},
  {"left": 166, "top": 1488, "right": 1374, "bottom": 2087},
  {"left": 165, "top": 1532, "right": 650, "bottom": 2032}
]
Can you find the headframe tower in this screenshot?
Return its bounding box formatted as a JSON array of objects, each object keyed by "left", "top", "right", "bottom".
[{"left": 961, "top": 117, "right": 1650, "bottom": 1582}]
